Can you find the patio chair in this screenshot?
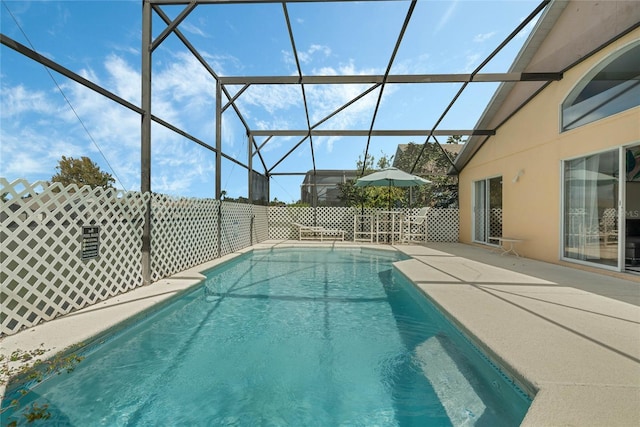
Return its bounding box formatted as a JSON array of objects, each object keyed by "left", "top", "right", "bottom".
[
  {"left": 402, "top": 207, "right": 430, "bottom": 243},
  {"left": 600, "top": 208, "right": 618, "bottom": 246}
]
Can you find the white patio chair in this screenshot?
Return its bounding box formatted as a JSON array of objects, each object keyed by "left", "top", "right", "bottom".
[
  {"left": 402, "top": 207, "right": 430, "bottom": 243},
  {"left": 600, "top": 208, "right": 618, "bottom": 246}
]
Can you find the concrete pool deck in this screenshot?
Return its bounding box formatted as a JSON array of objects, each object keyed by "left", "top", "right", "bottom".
[{"left": 1, "top": 241, "right": 638, "bottom": 426}]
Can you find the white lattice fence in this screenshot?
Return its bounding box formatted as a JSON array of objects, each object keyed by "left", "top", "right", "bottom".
[
  {"left": 1, "top": 176, "right": 457, "bottom": 337},
  {"left": 268, "top": 206, "right": 314, "bottom": 240},
  {"left": 1, "top": 177, "right": 271, "bottom": 337},
  {"left": 150, "top": 195, "right": 219, "bottom": 282},
  {"left": 1, "top": 178, "right": 149, "bottom": 336},
  {"left": 220, "top": 202, "right": 253, "bottom": 256},
  {"left": 251, "top": 205, "right": 270, "bottom": 243},
  {"left": 268, "top": 206, "right": 359, "bottom": 240},
  {"left": 150, "top": 198, "right": 271, "bottom": 281},
  {"left": 426, "top": 208, "right": 459, "bottom": 242},
  {"left": 268, "top": 206, "right": 459, "bottom": 242},
  {"left": 490, "top": 208, "right": 503, "bottom": 240}
]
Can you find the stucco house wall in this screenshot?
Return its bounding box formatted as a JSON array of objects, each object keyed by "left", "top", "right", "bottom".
[{"left": 458, "top": 28, "right": 640, "bottom": 264}]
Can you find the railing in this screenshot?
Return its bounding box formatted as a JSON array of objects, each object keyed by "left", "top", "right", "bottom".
[{"left": 1, "top": 178, "right": 458, "bottom": 336}]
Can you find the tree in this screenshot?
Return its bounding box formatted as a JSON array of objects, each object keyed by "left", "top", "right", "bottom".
[
  {"left": 393, "top": 140, "right": 463, "bottom": 208},
  {"left": 50, "top": 156, "right": 115, "bottom": 189},
  {"left": 337, "top": 152, "right": 405, "bottom": 208}
]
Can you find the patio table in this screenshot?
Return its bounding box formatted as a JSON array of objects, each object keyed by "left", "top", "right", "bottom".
[
  {"left": 376, "top": 211, "right": 403, "bottom": 244},
  {"left": 491, "top": 236, "right": 524, "bottom": 257}
]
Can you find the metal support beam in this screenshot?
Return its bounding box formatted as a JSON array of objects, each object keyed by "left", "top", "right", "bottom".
[
  {"left": 215, "top": 80, "right": 222, "bottom": 200},
  {"left": 150, "top": 2, "right": 197, "bottom": 52},
  {"left": 264, "top": 83, "right": 381, "bottom": 173},
  {"left": 215, "top": 79, "right": 222, "bottom": 257},
  {"left": 361, "top": 0, "right": 416, "bottom": 176},
  {"left": 218, "top": 72, "right": 562, "bottom": 85},
  {"left": 0, "top": 34, "right": 143, "bottom": 115},
  {"left": 150, "top": 0, "right": 361, "bottom": 4},
  {"left": 222, "top": 84, "right": 250, "bottom": 113},
  {"left": 268, "top": 136, "right": 309, "bottom": 174},
  {"left": 0, "top": 33, "right": 258, "bottom": 174},
  {"left": 248, "top": 133, "right": 253, "bottom": 203},
  {"left": 252, "top": 129, "right": 495, "bottom": 137},
  {"left": 141, "top": 0, "right": 152, "bottom": 285},
  {"left": 282, "top": 3, "right": 316, "bottom": 176},
  {"left": 411, "top": 0, "right": 551, "bottom": 174},
  {"left": 151, "top": 4, "right": 269, "bottom": 176},
  {"left": 252, "top": 135, "right": 272, "bottom": 157}
]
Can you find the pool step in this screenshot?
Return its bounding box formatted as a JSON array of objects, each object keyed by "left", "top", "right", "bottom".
[{"left": 414, "top": 336, "right": 486, "bottom": 426}]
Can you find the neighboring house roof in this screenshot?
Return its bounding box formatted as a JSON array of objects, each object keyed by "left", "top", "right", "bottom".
[{"left": 453, "top": 0, "right": 640, "bottom": 173}]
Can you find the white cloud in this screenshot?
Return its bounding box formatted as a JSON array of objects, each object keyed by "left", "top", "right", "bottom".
[
  {"left": 298, "top": 44, "right": 331, "bottom": 64},
  {"left": 282, "top": 44, "right": 332, "bottom": 66},
  {"left": 0, "top": 84, "right": 57, "bottom": 118},
  {"left": 153, "top": 149, "right": 215, "bottom": 196},
  {"left": 240, "top": 61, "right": 386, "bottom": 153},
  {"left": 104, "top": 55, "right": 140, "bottom": 103},
  {"left": 0, "top": 41, "right": 388, "bottom": 195},
  {"left": 397, "top": 53, "right": 431, "bottom": 74},
  {"left": 309, "top": 61, "right": 383, "bottom": 130},
  {"left": 238, "top": 84, "right": 302, "bottom": 115},
  {"left": 0, "top": 48, "right": 227, "bottom": 194},
  {"left": 474, "top": 32, "right": 496, "bottom": 43},
  {"left": 435, "top": 0, "right": 458, "bottom": 34},
  {"left": 180, "top": 21, "right": 208, "bottom": 38},
  {"left": 464, "top": 52, "right": 482, "bottom": 73},
  {"left": 154, "top": 52, "right": 217, "bottom": 115}
]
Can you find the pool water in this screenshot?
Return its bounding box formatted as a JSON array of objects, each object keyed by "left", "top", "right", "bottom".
[{"left": 2, "top": 248, "right": 530, "bottom": 426}]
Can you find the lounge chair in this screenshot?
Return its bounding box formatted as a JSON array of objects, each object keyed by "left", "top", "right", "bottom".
[{"left": 292, "top": 223, "right": 345, "bottom": 241}]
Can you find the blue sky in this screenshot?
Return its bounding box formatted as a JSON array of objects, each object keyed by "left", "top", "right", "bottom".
[{"left": 1, "top": 0, "right": 541, "bottom": 203}]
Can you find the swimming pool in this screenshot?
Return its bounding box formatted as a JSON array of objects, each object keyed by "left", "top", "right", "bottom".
[{"left": 2, "top": 248, "right": 530, "bottom": 426}]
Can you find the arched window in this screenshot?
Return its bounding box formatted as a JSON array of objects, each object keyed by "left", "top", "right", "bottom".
[{"left": 562, "top": 41, "right": 640, "bottom": 132}]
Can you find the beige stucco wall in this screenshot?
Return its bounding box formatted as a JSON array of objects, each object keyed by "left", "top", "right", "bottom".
[{"left": 459, "top": 29, "right": 640, "bottom": 265}]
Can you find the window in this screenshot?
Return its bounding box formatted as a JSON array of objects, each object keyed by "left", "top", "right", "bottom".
[{"left": 561, "top": 41, "right": 640, "bottom": 131}]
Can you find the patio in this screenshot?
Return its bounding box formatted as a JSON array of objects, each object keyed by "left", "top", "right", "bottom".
[{"left": 2, "top": 241, "right": 638, "bottom": 426}]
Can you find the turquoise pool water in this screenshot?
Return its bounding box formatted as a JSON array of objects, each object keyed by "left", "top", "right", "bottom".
[{"left": 2, "top": 248, "right": 530, "bottom": 426}]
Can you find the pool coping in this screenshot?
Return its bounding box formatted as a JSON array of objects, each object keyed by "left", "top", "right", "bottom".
[{"left": 1, "top": 241, "right": 639, "bottom": 426}]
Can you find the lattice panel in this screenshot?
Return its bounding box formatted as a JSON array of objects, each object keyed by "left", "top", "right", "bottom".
[
  {"left": 150, "top": 195, "right": 219, "bottom": 282},
  {"left": 1, "top": 180, "right": 457, "bottom": 337},
  {"left": 219, "top": 202, "right": 253, "bottom": 256},
  {"left": 251, "top": 205, "right": 270, "bottom": 243},
  {"left": 426, "top": 208, "right": 459, "bottom": 242},
  {"left": 490, "top": 208, "right": 503, "bottom": 241},
  {"left": 269, "top": 206, "right": 361, "bottom": 240},
  {"left": 150, "top": 198, "right": 270, "bottom": 281},
  {"left": 268, "top": 206, "right": 459, "bottom": 242},
  {"left": 1, "top": 178, "right": 149, "bottom": 336}
]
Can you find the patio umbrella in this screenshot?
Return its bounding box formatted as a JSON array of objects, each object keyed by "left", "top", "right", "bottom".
[{"left": 355, "top": 167, "right": 431, "bottom": 209}]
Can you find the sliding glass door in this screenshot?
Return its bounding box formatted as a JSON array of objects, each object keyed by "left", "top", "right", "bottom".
[
  {"left": 563, "top": 150, "right": 619, "bottom": 267},
  {"left": 473, "top": 177, "right": 502, "bottom": 245},
  {"left": 624, "top": 145, "right": 640, "bottom": 273}
]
